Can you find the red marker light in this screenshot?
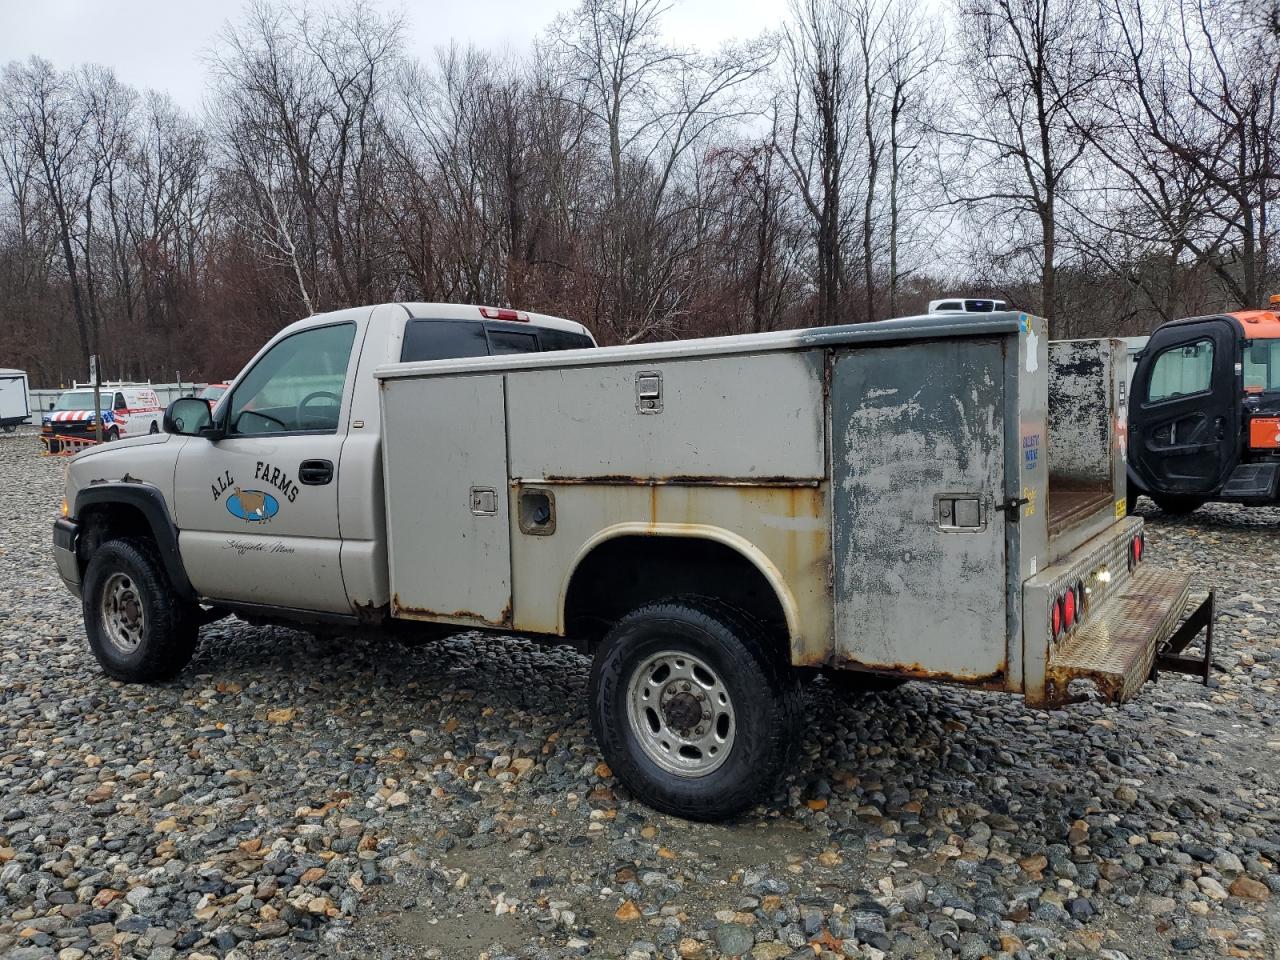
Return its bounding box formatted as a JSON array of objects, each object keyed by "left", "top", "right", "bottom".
[{"left": 479, "top": 306, "right": 529, "bottom": 322}]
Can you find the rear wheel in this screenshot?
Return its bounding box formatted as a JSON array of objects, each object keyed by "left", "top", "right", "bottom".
[
  {"left": 1152, "top": 494, "right": 1205, "bottom": 515},
  {"left": 588, "top": 596, "right": 801, "bottom": 821},
  {"left": 83, "top": 538, "right": 199, "bottom": 682},
  {"left": 149, "top": 421, "right": 160, "bottom": 434},
  {"left": 2, "top": 423, "right": 15, "bottom": 434}
]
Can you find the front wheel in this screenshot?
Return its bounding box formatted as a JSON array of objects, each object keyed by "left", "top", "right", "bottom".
[
  {"left": 1152, "top": 494, "right": 1205, "bottom": 515},
  {"left": 588, "top": 597, "right": 802, "bottom": 821},
  {"left": 105, "top": 427, "right": 120, "bottom": 442},
  {"left": 83, "top": 539, "right": 199, "bottom": 682}
]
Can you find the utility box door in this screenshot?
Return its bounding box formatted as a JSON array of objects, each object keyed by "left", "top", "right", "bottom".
[
  {"left": 381, "top": 373, "right": 512, "bottom": 626},
  {"left": 831, "top": 339, "right": 1009, "bottom": 680}
]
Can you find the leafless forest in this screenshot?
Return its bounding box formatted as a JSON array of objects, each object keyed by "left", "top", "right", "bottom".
[{"left": 1, "top": 0, "right": 1275, "bottom": 385}]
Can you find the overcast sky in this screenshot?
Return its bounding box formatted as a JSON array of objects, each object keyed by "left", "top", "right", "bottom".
[{"left": 0, "top": 0, "right": 785, "bottom": 111}]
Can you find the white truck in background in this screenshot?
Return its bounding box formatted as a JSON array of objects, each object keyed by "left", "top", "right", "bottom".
[
  {"left": 52, "top": 303, "right": 1214, "bottom": 820},
  {"left": 0, "top": 368, "right": 31, "bottom": 433}
]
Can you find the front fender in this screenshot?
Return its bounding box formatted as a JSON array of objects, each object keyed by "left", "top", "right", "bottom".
[{"left": 74, "top": 482, "right": 196, "bottom": 602}]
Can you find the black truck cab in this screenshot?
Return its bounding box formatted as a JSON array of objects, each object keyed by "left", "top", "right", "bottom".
[{"left": 1129, "top": 306, "right": 1280, "bottom": 513}]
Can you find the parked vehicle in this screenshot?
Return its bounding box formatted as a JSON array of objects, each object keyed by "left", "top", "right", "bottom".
[
  {"left": 42, "top": 383, "right": 164, "bottom": 446},
  {"left": 52, "top": 303, "right": 1213, "bottom": 820},
  {"left": 197, "top": 383, "right": 231, "bottom": 403},
  {"left": 928, "top": 296, "right": 1008, "bottom": 314},
  {"left": 0, "top": 368, "right": 31, "bottom": 433},
  {"left": 1128, "top": 301, "right": 1280, "bottom": 514}
]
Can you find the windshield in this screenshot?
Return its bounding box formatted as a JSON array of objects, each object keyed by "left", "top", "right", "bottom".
[
  {"left": 53, "top": 391, "right": 99, "bottom": 411},
  {"left": 199, "top": 384, "right": 228, "bottom": 401},
  {"left": 1244, "top": 338, "right": 1280, "bottom": 392}
]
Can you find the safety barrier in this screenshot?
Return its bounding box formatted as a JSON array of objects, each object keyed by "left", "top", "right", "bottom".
[{"left": 41, "top": 433, "right": 101, "bottom": 456}]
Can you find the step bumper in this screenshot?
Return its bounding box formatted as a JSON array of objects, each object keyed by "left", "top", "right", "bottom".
[{"left": 1042, "top": 567, "right": 1213, "bottom": 707}]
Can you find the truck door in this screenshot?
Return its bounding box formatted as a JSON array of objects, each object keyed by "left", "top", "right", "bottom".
[
  {"left": 1129, "top": 319, "right": 1239, "bottom": 496},
  {"left": 172, "top": 320, "right": 363, "bottom": 613}
]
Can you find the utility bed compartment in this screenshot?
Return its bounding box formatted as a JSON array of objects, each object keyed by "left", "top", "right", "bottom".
[{"left": 375, "top": 312, "right": 1206, "bottom": 707}]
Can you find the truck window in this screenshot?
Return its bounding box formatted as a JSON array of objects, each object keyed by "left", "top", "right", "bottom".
[
  {"left": 538, "top": 328, "right": 595, "bottom": 351},
  {"left": 114, "top": 392, "right": 127, "bottom": 410},
  {"left": 1147, "top": 339, "right": 1213, "bottom": 402},
  {"left": 1243, "top": 339, "right": 1280, "bottom": 392},
  {"left": 400, "top": 320, "right": 490, "bottom": 362},
  {"left": 488, "top": 329, "right": 539, "bottom": 355},
  {"left": 227, "top": 322, "right": 357, "bottom": 435}
]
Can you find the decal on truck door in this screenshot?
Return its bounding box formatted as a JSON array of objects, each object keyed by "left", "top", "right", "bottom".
[{"left": 227, "top": 488, "right": 279, "bottom": 523}]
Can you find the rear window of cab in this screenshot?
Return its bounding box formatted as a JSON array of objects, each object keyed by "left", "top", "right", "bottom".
[{"left": 401, "top": 319, "right": 594, "bottom": 363}]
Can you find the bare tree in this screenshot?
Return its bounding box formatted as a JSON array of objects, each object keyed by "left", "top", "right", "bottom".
[
  {"left": 941, "top": 0, "right": 1109, "bottom": 332},
  {"left": 780, "top": 0, "right": 858, "bottom": 326},
  {"left": 1099, "top": 0, "right": 1278, "bottom": 309}
]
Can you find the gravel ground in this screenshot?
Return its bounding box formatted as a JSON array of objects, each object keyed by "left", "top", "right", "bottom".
[{"left": 0, "top": 427, "right": 1277, "bottom": 960}]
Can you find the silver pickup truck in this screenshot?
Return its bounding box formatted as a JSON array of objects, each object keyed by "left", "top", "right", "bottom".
[{"left": 52, "top": 303, "right": 1214, "bottom": 819}]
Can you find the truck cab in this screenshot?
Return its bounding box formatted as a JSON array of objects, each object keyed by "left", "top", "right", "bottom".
[
  {"left": 1128, "top": 304, "right": 1280, "bottom": 513},
  {"left": 54, "top": 304, "right": 594, "bottom": 619}
]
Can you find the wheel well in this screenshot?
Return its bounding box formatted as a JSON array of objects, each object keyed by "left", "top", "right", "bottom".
[
  {"left": 77, "top": 503, "right": 154, "bottom": 570},
  {"left": 562, "top": 535, "right": 789, "bottom": 649}
]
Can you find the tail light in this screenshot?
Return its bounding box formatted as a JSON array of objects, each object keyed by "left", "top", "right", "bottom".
[
  {"left": 1063, "top": 588, "right": 1077, "bottom": 629},
  {"left": 1051, "top": 598, "right": 1063, "bottom": 637},
  {"left": 1130, "top": 532, "right": 1144, "bottom": 569}
]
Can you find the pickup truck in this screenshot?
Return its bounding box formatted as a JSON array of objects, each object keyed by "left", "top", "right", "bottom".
[{"left": 52, "top": 303, "right": 1214, "bottom": 820}]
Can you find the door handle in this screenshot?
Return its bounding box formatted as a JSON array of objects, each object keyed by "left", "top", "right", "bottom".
[{"left": 299, "top": 459, "right": 333, "bottom": 485}]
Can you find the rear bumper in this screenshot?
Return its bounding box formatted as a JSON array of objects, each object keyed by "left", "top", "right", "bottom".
[
  {"left": 1023, "top": 516, "right": 1213, "bottom": 707},
  {"left": 1043, "top": 567, "right": 1207, "bottom": 706},
  {"left": 53, "top": 517, "right": 82, "bottom": 599}
]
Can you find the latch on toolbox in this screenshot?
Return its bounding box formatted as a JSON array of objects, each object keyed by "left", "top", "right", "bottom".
[{"left": 935, "top": 493, "right": 986, "bottom": 532}]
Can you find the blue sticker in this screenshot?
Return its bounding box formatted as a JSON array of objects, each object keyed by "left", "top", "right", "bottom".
[
  {"left": 227, "top": 489, "right": 279, "bottom": 523},
  {"left": 1023, "top": 433, "right": 1040, "bottom": 471}
]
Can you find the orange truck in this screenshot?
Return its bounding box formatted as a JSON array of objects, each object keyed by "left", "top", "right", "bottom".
[{"left": 1128, "top": 298, "right": 1280, "bottom": 513}]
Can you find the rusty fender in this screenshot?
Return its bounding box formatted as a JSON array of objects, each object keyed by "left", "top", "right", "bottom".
[{"left": 538, "top": 482, "right": 833, "bottom": 665}]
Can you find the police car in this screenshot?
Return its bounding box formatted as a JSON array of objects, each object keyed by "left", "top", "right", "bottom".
[{"left": 43, "top": 384, "right": 164, "bottom": 443}]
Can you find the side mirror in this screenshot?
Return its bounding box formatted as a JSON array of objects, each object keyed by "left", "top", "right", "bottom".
[{"left": 164, "top": 397, "right": 215, "bottom": 437}]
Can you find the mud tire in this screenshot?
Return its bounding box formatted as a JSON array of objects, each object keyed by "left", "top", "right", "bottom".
[
  {"left": 588, "top": 596, "right": 801, "bottom": 821},
  {"left": 83, "top": 538, "right": 199, "bottom": 682}
]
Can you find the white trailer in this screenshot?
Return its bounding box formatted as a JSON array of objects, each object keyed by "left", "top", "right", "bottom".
[{"left": 0, "top": 369, "right": 31, "bottom": 433}]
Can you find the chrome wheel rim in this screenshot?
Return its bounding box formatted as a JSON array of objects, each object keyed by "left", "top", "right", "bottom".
[
  {"left": 100, "top": 572, "right": 145, "bottom": 654},
  {"left": 626, "top": 649, "right": 735, "bottom": 777}
]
